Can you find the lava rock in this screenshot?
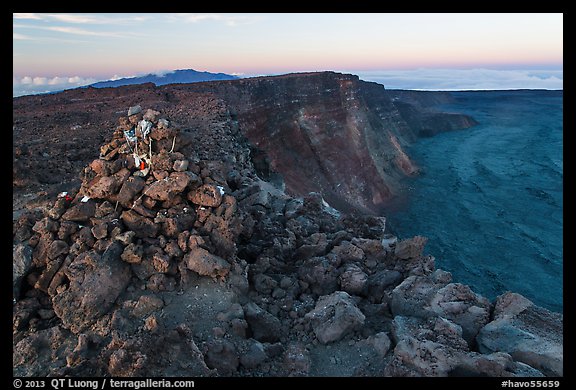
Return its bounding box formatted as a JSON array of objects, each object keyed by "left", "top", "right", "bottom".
[
  {"left": 476, "top": 292, "right": 563, "bottom": 377},
  {"left": 429, "top": 283, "right": 492, "bottom": 345},
  {"left": 244, "top": 302, "right": 282, "bottom": 342},
  {"left": 120, "top": 210, "right": 159, "bottom": 238},
  {"left": 121, "top": 243, "right": 144, "bottom": 264},
  {"left": 304, "top": 291, "right": 365, "bottom": 344},
  {"left": 204, "top": 339, "right": 239, "bottom": 375},
  {"left": 143, "top": 172, "right": 191, "bottom": 202},
  {"left": 394, "top": 235, "right": 428, "bottom": 260},
  {"left": 184, "top": 247, "right": 230, "bottom": 279},
  {"left": 61, "top": 201, "right": 96, "bottom": 222},
  {"left": 52, "top": 242, "right": 131, "bottom": 333},
  {"left": 187, "top": 184, "right": 223, "bottom": 207},
  {"left": 240, "top": 340, "right": 267, "bottom": 369},
  {"left": 13, "top": 243, "right": 33, "bottom": 299},
  {"left": 339, "top": 264, "right": 368, "bottom": 296}
]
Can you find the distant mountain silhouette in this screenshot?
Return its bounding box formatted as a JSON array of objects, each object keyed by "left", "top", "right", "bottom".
[{"left": 90, "top": 69, "right": 238, "bottom": 88}]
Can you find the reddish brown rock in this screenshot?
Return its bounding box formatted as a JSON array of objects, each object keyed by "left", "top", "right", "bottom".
[
  {"left": 120, "top": 210, "right": 159, "bottom": 238},
  {"left": 395, "top": 235, "right": 428, "bottom": 260},
  {"left": 150, "top": 126, "right": 177, "bottom": 141},
  {"left": 183, "top": 247, "right": 230, "bottom": 279},
  {"left": 52, "top": 242, "right": 131, "bottom": 333},
  {"left": 142, "top": 172, "right": 190, "bottom": 202},
  {"left": 152, "top": 252, "right": 171, "bottom": 273},
  {"left": 330, "top": 241, "right": 365, "bottom": 262},
  {"left": 47, "top": 240, "right": 69, "bottom": 260},
  {"left": 117, "top": 176, "right": 146, "bottom": 208},
  {"left": 61, "top": 201, "right": 96, "bottom": 222},
  {"left": 89, "top": 159, "right": 113, "bottom": 176},
  {"left": 132, "top": 295, "right": 164, "bottom": 318},
  {"left": 48, "top": 198, "right": 70, "bottom": 220},
  {"left": 91, "top": 223, "right": 108, "bottom": 240},
  {"left": 35, "top": 256, "right": 64, "bottom": 292},
  {"left": 85, "top": 168, "right": 130, "bottom": 200},
  {"left": 187, "top": 184, "right": 223, "bottom": 207},
  {"left": 121, "top": 243, "right": 144, "bottom": 264}
]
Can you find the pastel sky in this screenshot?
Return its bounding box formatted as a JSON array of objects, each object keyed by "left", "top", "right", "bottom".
[{"left": 13, "top": 13, "right": 563, "bottom": 96}]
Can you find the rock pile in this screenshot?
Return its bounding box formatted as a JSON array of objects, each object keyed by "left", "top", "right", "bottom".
[{"left": 13, "top": 107, "right": 563, "bottom": 377}]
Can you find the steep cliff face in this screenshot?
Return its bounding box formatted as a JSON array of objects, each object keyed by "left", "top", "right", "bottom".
[
  {"left": 168, "top": 72, "right": 476, "bottom": 213},
  {"left": 13, "top": 72, "right": 476, "bottom": 216},
  {"left": 387, "top": 90, "right": 478, "bottom": 137}
]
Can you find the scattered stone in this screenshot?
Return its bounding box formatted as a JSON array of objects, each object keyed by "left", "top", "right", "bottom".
[
  {"left": 132, "top": 295, "right": 164, "bottom": 318},
  {"left": 367, "top": 332, "right": 391, "bottom": 357},
  {"left": 152, "top": 252, "right": 171, "bottom": 273},
  {"left": 121, "top": 243, "right": 144, "bottom": 264},
  {"left": 204, "top": 339, "right": 239, "bottom": 375},
  {"left": 283, "top": 343, "right": 310, "bottom": 376},
  {"left": 114, "top": 231, "right": 135, "bottom": 245},
  {"left": 477, "top": 292, "right": 563, "bottom": 377},
  {"left": 429, "top": 283, "right": 492, "bottom": 345},
  {"left": 61, "top": 201, "right": 96, "bottom": 222},
  {"left": 184, "top": 247, "right": 230, "bottom": 279},
  {"left": 13, "top": 243, "right": 33, "bottom": 299},
  {"left": 128, "top": 105, "right": 142, "bottom": 116},
  {"left": 339, "top": 264, "right": 368, "bottom": 296},
  {"left": 187, "top": 184, "right": 223, "bottom": 207},
  {"left": 173, "top": 160, "right": 189, "bottom": 172},
  {"left": 121, "top": 210, "right": 159, "bottom": 238},
  {"left": 91, "top": 223, "right": 108, "bottom": 240},
  {"left": 244, "top": 302, "right": 282, "bottom": 342},
  {"left": 394, "top": 235, "right": 427, "bottom": 259},
  {"left": 304, "top": 291, "right": 365, "bottom": 344},
  {"left": 240, "top": 340, "right": 267, "bottom": 369},
  {"left": 52, "top": 242, "right": 131, "bottom": 333}
]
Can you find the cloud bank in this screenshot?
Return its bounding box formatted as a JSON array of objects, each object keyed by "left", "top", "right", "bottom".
[
  {"left": 351, "top": 68, "right": 563, "bottom": 90},
  {"left": 13, "top": 68, "right": 563, "bottom": 97},
  {"left": 13, "top": 76, "right": 97, "bottom": 97}
]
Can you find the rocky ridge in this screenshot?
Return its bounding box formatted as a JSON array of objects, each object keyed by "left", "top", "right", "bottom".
[
  {"left": 13, "top": 72, "right": 476, "bottom": 219},
  {"left": 13, "top": 105, "right": 562, "bottom": 377}
]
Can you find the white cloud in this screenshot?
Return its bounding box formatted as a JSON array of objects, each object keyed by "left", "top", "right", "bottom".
[
  {"left": 20, "top": 76, "right": 33, "bottom": 84},
  {"left": 13, "top": 75, "right": 98, "bottom": 97},
  {"left": 45, "top": 13, "right": 151, "bottom": 24},
  {"left": 351, "top": 68, "right": 563, "bottom": 90},
  {"left": 45, "top": 26, "right": 123, "bottom": 37},
  {"left": 46, "top": 14, "right": 106, "bottom": 24},
  {"left": 170, "top": 13, "right": 260, "bottom": 27},
  {"left": 13, "top": 32, "right": 31, "bottom": 40},
  {"left": 32, "top": 77, "right": 47, "bottom": 85},
  {"left": 148, "top": 69, "right": 173, "bottom": 77},
  {"left": 14, "top": 13, "right": 150, "bottom": 24},
  {"left": 13, "top": 13, "right": 42, "bottom": 20}
]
